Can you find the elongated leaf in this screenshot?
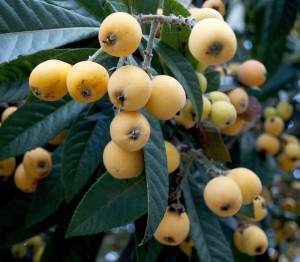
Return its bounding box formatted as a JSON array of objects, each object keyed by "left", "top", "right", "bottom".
[
  {"left": 67, "top": 172, "right": 148, "bottom": 237},
  {"left": 204, "top": 71, "right": 221, "bottom": 93},
  {"left": 62, "top": 113, "right": 111, "bottom": 202},
  {"left": 161, "top": 0, "right": 191, "bottom": 52},
  {"left": 239, "top": 203, "right": 255, "bottom": 218},
  {"left": 0, "top": 0, "right": 99, "bottom": 63},
  {"left": 26, "top": 145, "right": 65, "bottom": 227},
  {"left": 133, "top": 0, "right": 159, "bottom": 16},
  {"left": 42, "top": 222, "right": 103, "bottom": 262},
  {"left": 0, "top": 48, "right": 99, "bottom": 102},
  {"left": 0, "top": 97, "right": 86, "bottom": 160},
  {"left": 106, "top": 0, "right": 128, "bottom": 12},
  {"left": 141, "top": 113, "right": 168, "bottom": 244},
  {"left": 183, "top": 176, "right": 234, "bottom": 262},
  {"left": 153, "top": 39, "right": 202, "bottom": 125}
]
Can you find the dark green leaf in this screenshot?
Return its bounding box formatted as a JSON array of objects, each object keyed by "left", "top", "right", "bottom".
[
  {"left": 153, "top": 39, "right": 202, "bottom": 125},
  {"left": 204, "top": 71, "right": 221, "bottom": 93},
  {"left": 66, "top": 172, "right": 148, "bottom": 237},
  {"left": 26, "top": 145, "right": 65, "bottom": 227},
  {"left": 42, "top": 222, "right": 103, "bottom": 262},
  {"left": 239, "top": 203, "right": 255, "bottom": 218},
  {"left": 219, "top": 76, "right": 239, "bottom": 92},
  {"left": 62, "top": 113, "right": 111, "bottom": 202},
  {"left": 0, "top": 0, "right": 99, "bottom": 63},
  {"left": 106, "top": 0, "right": 128, "bottom": 12},
  {"left": 183, "top": 176, "right": 234, "bottom": 262},
  {"left": 140, "top": 113, "right": 168, "bottom": 244},
  {"left": 0, "top": 48, "right": 99, "bottom": 103},
  {"left": 0, "top": 97, "right": 86, "bottom": 160},
  {"left": 133, "top": 0, "right": 159, "bottom": 15},
  {"left": 193, "top": 121, "right": 232, "bottom": 163}
]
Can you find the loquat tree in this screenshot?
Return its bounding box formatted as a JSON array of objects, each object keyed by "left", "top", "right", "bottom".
[{"left": 0, "top": 0, "right": 299, "bottom": 262}]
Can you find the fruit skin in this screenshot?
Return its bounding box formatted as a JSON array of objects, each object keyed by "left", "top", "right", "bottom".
[
  {"left": 48, "top": 129, "right": 68, "bottom": 145},
  {"left": 1, "top": 106, "right": 17, "bottom": 122},
  {"left": 23, "top": 147, "right": 52, "bottom": 180},
  {"left": 174, "top": 109, "right": 197, "bottom": 129},
  {"left": 191, "top": 7, "right": 224, "bottom": 21},
  {"left": 29, "top": 60, "right": 71, "bottom": 101},
  {"left": 201, "top": 96, "right": 212, "bottom": 121},
  {"left": 188, "top": 18, "right": 236, "bottom": 66},
  {"left": 227, "top": 88, "right": 249, "bottom": 114},
  {"left": 204, "top": 176, "right": 242, "bottom": 216},
  {"left": 110, "top": 111, "right": 150, "bottom": 152},
  {"left": 67, "top": 61, "right": 109, "bottom": 103},
  {"left": 202, "top": 0, "right": 226, "bottom": 16},
  {"left": 108, "top": 65, "right": 151, "bottom": 111},
  {"left": 220, "top": 116, "right": 245, "bottom": 136},
  {"left": 0, "top": 157, "right": 16, "bottom": 177},
  {"left": 243, "top": 196, "right": 267, "bottom": 222},
  {"left": 281, "top": 197, "right": 297, "bottom": 212},
  {"left": 145, "top": 75, "right": 186, "bottom": 120},
  {"left": 103, "top": 140, "right": 144, "bottom": 179},
  {"left": 241, "top": 225, "right": 268, "bottom": 255},
  {"left": 256, "top": 133, "right": 280, "bottom": 156},
  {"left": 263, "top": 106, "right": 277, "bottom": 119},
  {"left": 154, "top": 208, "right": 190, "bottom": 246},
  {"left": 282, "top": 221, "right": 298, "bottom": 238},
  {"left": 227, "top": 168, "right": 262, "bottom": 205},
  {"left": 209, "top": 101, "right": 237, "bottom": 128},
  {"left": 196, "top": 72, "right": 208, "bottom": 93},
  {"left": 33, "top": 246, "right": 45, "bottom": 262},
  {"left": 25, "top": 235, "right": 43, "bottom": 252},
  {"left": 14, "top": 163, "right": 38, "bottom": 193},
  {"left": 284, "top": 143, "right": 300, "bottom": 161},
  {"left": 237, "top": 60, "right": 266, "bottom": 87},
  {"left": 277, "top": 153, "right": 297, "bottom": 172},
  {"left": 233, "top": 226, "right": 246, "bottom": 253},
  {"left": 11, "top": 243, "right": 27, "bottom": 258},
  {"left": 164, "top": 141, "right": 180, "bottom": 174},
  {"left": 260, "top": 187, "right": 271, "bottom": 203},
  {"left": 98, "top": 12, "right": 142, "bottom": 57},
  {"left": 276, "top": 101, "right": 293, "bottom": 120},
  {"left": 208, "top": 91, "right": 230, "bottom": 102},
  {"left": 264, "top": 116, "right": 284, "bottom": 136}
]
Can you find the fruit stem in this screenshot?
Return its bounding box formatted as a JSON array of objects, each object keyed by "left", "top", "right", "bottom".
[
  {"left": 137, "top": 14, "right": 197, "bottom": 29},
  {"left": 88, "top": 48, "right": 105, "bottom": 62},
  {"left": 142, "top": 21, "right": 160, "bottom": 78}
]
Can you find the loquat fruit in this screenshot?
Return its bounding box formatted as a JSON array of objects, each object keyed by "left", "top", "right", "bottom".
[
  {"left": 174, "top": 110, "right": 197, "bottom": 129},
  {"left": 196, "top": 72, "right": 208, "bottom": 93},
  {"left": 103, "top": 140, "right": 144, "bottom": 179},
  {"left": 0, "top": 157, "right": 16, "bottom": 177},
  {"left": 277, "top": 153, "right": 297, "bottom": 172},
  {"left": 233, "top": 226, "right": 246, "bottom": 253},
  {"left": 227, "top": 168, "right": 262, "bottom": 205},
  {"left": 256, "top": 133, "right": 280, "bottom": 156},
  {"left": 23, "top": 147, "right": 52, "bottom": 180},
  {"left": 242, "top": 196, "right": 267, "bottom": 222},
  {"left": 110, "top": 111, "right": 150, "bottom": 152},
  {"left": 145, "top": 75, "right": 186, "bottom": 120},
  {"left": 33, "top": 246, "right": 45, "bottom": 262},
  {"left": 237, "top": 60, "right": 266, "bottom": 87},
  {"left": 1, "top": 106, "right": 17, "bottom": 122},
  {"left": 264, "top": 116, "right": 284, "bottom": 136},
  {"left": 164, "top": 141, "right": 180, "bottom": 174},
  {"left": 48, "top": 129, "right": 68, "bottom": 145},
  {"left": 201, "top": 96, "right": 212, "bottom": 121},
  {"left": 188, "top": 18, "right": 236, "bottom": 66},
  {"left": 263, "top": 106, "right": 277, "bottom": 119},
  {"left": 98, "top": 12, "right": 142, "bottom": 57},
  {"left": 281, "top": 197, "right": 297, "bottom": 212},
  {"left": 11, "top": 243, "right": 27, "bottom": 258},
  {"left": 108, "top": 65, "right": 151, "bottom": 111},
  {"left": 276, "top": 101, "right": 293, "bottom": 120},
  {"left": 204, "top": 176, "right": 242, "bottom": 216},
  {"left": 25, "top": 235, "right": 44, "bottom": 252},
  {"left": 154, "top": 207, "right": 190, "bottom": 246},
  {"left": 209, "top": 101, "right": 237, "bottom": 128},
  {"left": 202, "top": 0, "right": 226, "bottom": 16},
  {"left": 67, "top": 61, "right": 109, "bottom": 103},
  {"left": 190, "top": 7, "right": 224, "bottom": 22},
  {"left": 282, "top": 221, "right": 298, "bottom": 238},
  {"left": 283, "top": 142, "right": 300, "bottom": 161},
  {"left": 227, "top": 88, "right": 249, "bottom": 114},
  {"left": 14, "top": 163, "right": 37, "bottom": 193},
  {"left": 29, "top": 60, "right": 71, "bottom": 101},
  {"left": 220, "top": 116, "right": 245, "bottom": 136},
  {"left": 208, "top": 91, "right": 230, "bottom": 102}
]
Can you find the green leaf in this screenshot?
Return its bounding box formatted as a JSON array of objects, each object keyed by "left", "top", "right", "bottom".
[
  {"left": 106, "top": 0, "right": 128, "bottom": 12},
  {"left": 161, "top": 0, "right": 191, "bottom": 52},
  {"left": 26, "top": 145, "right": 65, "bottom": 227},
  {"left": 0, "top": 48, "right": 100, "bottom": 103},
  {"left": 62, "top": 112, "right": 111, "bottom": 202},
  {"left": 152, "top": 39, "right": 202, "bottom": 125},
  {"left": 219, "top": 76, "right": 239, "bottom": 92},
  {"left": 0, "top": 97, "right": 86, "bottom": 160},
  {"left": 133, "top": 0, "right": 159, "bottom": 15},
  {"left": 0, "top": 0, "right": 99, "bottom": 63},
  {"left": 204, "top": 71, "right": 221, "bottom": 93},
  {"left": 66, "top": 172, "right": 148, "bottom": 237},
  {"left": 193, "top": 121, "right": 232, "bottom": 163},
  {"left": 239, "top": 203, "right": 255, "bottom": 218},
  {"left": 42, "top": 222, "right": 103, "bottom": 262},
  {"left": 183, "top": 175, "right": 234, "bottom": 262},
  {"left": 140, "top": 113, "right": 168, "bottom": 244}
]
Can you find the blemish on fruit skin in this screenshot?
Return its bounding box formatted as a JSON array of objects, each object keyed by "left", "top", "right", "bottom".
[{"left": 164, "top": 236, "right": 176, "bottom": 244}]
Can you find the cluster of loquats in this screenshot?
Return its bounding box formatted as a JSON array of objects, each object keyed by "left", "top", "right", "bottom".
[
  {"left": 258, "top": 100, "right": 299, "bottom": 172},
  {"left": 11, "top": 234, "right": 45, "bottom": 262},
  {"left": 14, "top": 147, "right": 52, "bottom": 193}
]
